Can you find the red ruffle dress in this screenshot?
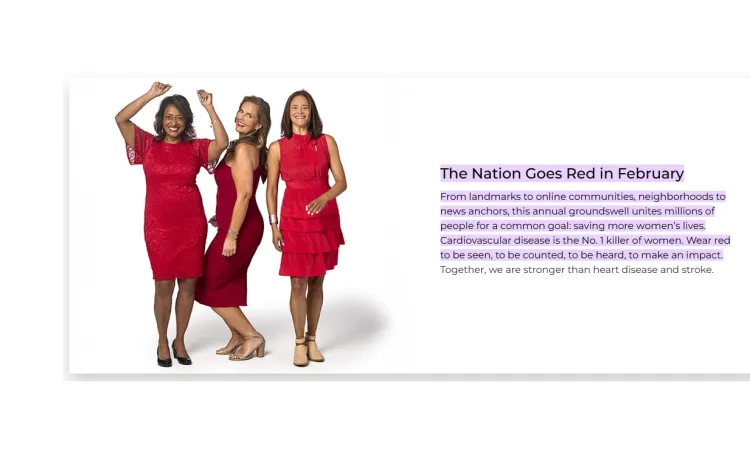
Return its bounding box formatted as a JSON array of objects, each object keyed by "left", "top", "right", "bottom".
[{"left": 278, "top": 134, "right": 344, "bottom": 277}]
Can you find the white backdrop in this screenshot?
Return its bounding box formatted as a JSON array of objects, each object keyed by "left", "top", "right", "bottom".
[
  {"left": 69, "top": 77, "right": 748, "bottom": 374},
  {"left": 69, "top": 78, "right": 393, "bottom": 373}
]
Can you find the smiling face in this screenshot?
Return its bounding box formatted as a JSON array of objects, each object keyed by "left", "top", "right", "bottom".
[
  {"left": 235, "top": 101, "right": 261, "bottom": 136},
  {"left": 289, "top": 95, "right": 311, "bottom": 130},
  {"left": 280, "top": 90, "right": 322, "bottom": 139},
  {"left": 162, "top": 104, "right": 186, "bottom": 142}
]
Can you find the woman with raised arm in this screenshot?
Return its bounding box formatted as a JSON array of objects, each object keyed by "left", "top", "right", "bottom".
[
  {"left": 195, "top": 96, "right": 271, "bottom": 362},
  {"left": 115, "top": 82, "right": 229, "bottom": 367},
  {"left": 266, "top": 89, "right": 347, "bottom": 367}
]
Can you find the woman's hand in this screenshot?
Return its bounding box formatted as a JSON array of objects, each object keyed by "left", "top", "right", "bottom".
[
  {"left": 208, "top": 215, "right": 217, "bottom": 228},
  {"left": 272, "top": 228, "right": 284, "bottom": 252},
  {"left": 305, "top": 196, "right": 329, "bottom": 215},
  {"left": 222, "top": 236, "right": 237, "bottom": 257},
  {"left": 147, "top": 82, "right": 171, "bottom": 99},
  {"left": 197, "top": 89, "right": 213, "bottom": 108}
]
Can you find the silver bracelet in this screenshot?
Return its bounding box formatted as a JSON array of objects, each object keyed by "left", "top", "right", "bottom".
[{"left": 269, "top": 215, "right": 278, "bottom": 225}]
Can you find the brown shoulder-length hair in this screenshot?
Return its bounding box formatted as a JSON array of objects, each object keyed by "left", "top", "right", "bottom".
[
  {"left": 153, "top": 95, "right": 196, "bottom": 143},
  {"left": 280, "top": 89, "right": 323, "bottom": 139},
  {"left": 226, "top": 96, "right": 271, "bottom": 182}
]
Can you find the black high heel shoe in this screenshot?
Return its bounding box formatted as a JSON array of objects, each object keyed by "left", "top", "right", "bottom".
[
  {"left": 157, "top": 344, "right": 172, "bottom": 368},
  {"left": 172, "top": 340, "right": 192, "bottom": 365}
]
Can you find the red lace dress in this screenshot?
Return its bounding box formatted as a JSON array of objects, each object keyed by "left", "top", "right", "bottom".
[
  {"left": 195, "top": 158, "right": 264, "bottom": 307},
  {"left": 126, "top": 124, "right": 215, "bottom": 280},
  {"left": 278, "top": 133, "right": 344, "bottom": 277}
]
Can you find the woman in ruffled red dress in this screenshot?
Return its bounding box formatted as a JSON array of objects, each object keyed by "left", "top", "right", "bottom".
[
  {"left": 115, "top": 82, "right": 228, "bottom": 367},
  {"left": 195, "top": 96, "right": 271, "bottom": 362},
  {"left": 266, "top": 90, "right": 347, "bottom": 367}
]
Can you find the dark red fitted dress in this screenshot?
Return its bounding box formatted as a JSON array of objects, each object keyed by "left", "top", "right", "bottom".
[
  {"left": 278, "top": 133, "right": 344, "bottom": 277},
  {"left": 126, "top": 124, "right": 214, "bottom": 280},
  {"left": 195, "top": 156, "right": 264, "bottom": 307}
]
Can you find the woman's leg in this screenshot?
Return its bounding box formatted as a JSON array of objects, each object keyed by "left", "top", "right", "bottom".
[
  {"left": 174, "top": 277, "right": 197, "bottom": 357},
  {"left": 305, "top": 275, "right": 326, "bottom": 362},
  {"left": 154, "top": 279, "right": 175, "bottom": 360},
  {"left": 212, "top": 307, "right": 264, "bottom": 359},
  {"left": 211, "top": 308, "right": 245, "bottom": 354},
  {"left": 306, "top": 275, "right": 325, "bottom": 336},
  {"left": 289, "top": 277, "right": 308, "bottom": 340},
  {"left": 290, "top": 277, "right": 309, "bottom": 366}
]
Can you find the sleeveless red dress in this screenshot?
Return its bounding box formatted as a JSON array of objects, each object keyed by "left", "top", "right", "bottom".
[
  {"left": 278, "top": 133, "right": 344, "bottom": 277},
  {"left": 126, "top": 124, "right": 214, "bottom": 280},
  {"left": 195, "top": 156, "right": 264, "bottom": 307}
]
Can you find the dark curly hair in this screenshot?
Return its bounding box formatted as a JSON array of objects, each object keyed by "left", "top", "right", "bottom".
[
  {"left": 227, "top": 96, "right": 271, "bottom": 183},
  {"left": 280, "top": 89, "right": 323, "bottom": 139},
  {"left": 153, "top": 95, "right": 196, "bottom": 142}
]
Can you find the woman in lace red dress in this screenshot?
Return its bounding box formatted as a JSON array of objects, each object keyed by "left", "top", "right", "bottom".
[
  {"left": 115, "top": 82, "right": 228, "bottom": 367},
  {"left": 266, "top": 90, "right": 347, "bottom": 367},
  {"left": 195, "top": 96, "right": 271, "bottom": 362}
]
